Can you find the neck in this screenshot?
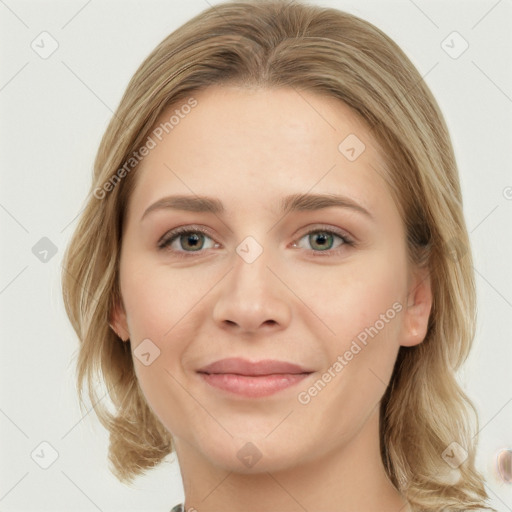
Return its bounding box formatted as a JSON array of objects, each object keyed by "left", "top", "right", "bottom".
[{"left": 174, "top": 407, "right": 411, "bottom": 512}]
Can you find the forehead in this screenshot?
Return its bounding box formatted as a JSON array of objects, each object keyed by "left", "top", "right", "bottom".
[{"left": 126, "top": 85, "right": 393, "bottom": 222}]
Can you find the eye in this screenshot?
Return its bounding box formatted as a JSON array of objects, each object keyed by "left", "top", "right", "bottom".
[
  {"left": 157, "top": 224, "right": 355, "bottom": 259},
  {"left": 158, "top": 226, "right": 218, "bottom": 257},
  {"left": 291, "top": 226, "right": 354, "bottom": 257}
]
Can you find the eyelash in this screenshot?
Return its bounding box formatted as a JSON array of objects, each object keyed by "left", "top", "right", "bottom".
[{"left": 157, "top": 225, "right": 355, "bottom": 259}]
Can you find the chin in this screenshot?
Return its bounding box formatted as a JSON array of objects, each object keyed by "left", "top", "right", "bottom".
[{"left": 200, "top": 437, "right": 304, "bottom": 474}]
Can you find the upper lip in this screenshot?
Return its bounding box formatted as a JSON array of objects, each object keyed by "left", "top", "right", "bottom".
[{"left": 197, "top": 357, "right": 313, "bottom": 376}]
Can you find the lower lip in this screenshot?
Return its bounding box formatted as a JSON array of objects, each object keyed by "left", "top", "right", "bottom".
[{"left": 198, "top": 373, "right": 311, "bottom": 398}]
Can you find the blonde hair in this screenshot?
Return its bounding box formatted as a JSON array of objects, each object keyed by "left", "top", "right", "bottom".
[{"left": 61, "top": 1, "right": 494, "bottom": 509}]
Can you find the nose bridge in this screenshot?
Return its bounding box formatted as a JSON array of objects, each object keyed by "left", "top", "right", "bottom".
[
  {"left": 212, "top": 234, "right": 291, "bottom": 331},
  {"left": 230, "top": 234, "right": 277, "bottom": 300}
]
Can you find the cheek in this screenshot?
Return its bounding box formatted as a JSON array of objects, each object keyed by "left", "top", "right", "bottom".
[
  {"left": 293, "top": 253, "right": 406, "bottom": 346},
  {"left": 120, "top": 255, "right": 200, "bottom": 339},
  {"left": 119, "top": 256, "right": 207, "bottom": 385},
  {"left": 295, "top": 258, "right": 405, "bottom": 429},
  {"left": 119, "top": 260, "right": 197, "bottom": 435}
]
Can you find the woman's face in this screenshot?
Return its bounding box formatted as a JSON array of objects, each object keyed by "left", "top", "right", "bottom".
[{"left": 112, "top": 85, "right": 430, "bottom": 473}]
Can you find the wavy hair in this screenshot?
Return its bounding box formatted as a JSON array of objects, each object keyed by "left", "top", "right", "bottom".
[{"left": 61, "top": 1, "right": 494, "bottom": 509}]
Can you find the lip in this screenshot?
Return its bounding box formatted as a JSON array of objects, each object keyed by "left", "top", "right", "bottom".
[{"left": 197, "top": 357, "right": 314, "bottom": 398}]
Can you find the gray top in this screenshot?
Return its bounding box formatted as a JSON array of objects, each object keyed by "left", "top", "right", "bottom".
[{"left": 171, "top": 504, "right": 184, "bottom": 512}]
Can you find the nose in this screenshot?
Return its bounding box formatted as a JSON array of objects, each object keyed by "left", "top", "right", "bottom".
[{"left": 212, "top": 244, "right": 292, "bottom": 335}]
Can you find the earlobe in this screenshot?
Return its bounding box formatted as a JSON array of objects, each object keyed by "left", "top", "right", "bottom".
[
  {"left": 401, "top": 266, "right": 433, "bottom": 347},
  {"left": 109, "top": 299, "right": 130, "bottom": 342}
]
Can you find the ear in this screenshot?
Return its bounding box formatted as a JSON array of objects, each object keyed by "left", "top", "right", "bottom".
[
  {"left": 109, "top": 297, "right": 130, "bottom": 342},
  {"left": 400, "top": 265, "right": 432, "bottom": 347}
]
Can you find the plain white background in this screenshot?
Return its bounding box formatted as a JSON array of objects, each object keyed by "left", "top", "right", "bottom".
[{"left": 0, "top": 0, "right": 511, "bottom": 510}]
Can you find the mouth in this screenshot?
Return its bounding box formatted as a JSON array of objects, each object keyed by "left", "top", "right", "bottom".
[{"left": 196, "top": 358, "right": 314, "bottom": 398}]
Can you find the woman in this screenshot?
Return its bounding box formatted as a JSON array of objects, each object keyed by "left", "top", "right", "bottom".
[{"left": 61, "top": 1, "right": 495, "bottom": 510}]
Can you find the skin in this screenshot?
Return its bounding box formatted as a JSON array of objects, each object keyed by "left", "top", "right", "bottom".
[{"left": 111, "top": 85, "right": 432, "bottom": 512}]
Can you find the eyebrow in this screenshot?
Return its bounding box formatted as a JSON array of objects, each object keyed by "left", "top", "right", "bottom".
[{"left": 140, "top": 192, "right": 374, "bottom": 221}]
